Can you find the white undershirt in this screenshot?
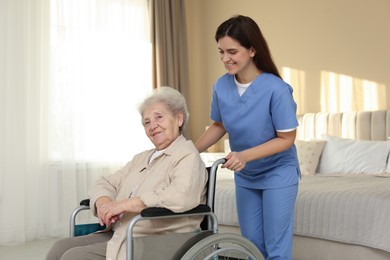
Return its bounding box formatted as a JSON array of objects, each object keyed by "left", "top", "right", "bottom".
[
  {"left": 149, "top": 149, "right": 165, "bottom": 164},
  {"left": 234, "top": 76, "right": 251, "bottom": 96}
]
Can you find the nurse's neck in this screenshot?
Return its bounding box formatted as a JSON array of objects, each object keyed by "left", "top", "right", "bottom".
[{"left": 235, "top": 69, "right": 262, "bottom": 84}]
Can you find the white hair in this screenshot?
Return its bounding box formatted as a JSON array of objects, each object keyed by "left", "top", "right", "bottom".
[{"left": 138, "top": 87, "right": 189, "bottom": 133}]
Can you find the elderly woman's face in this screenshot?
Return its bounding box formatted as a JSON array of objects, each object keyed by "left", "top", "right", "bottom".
[{"left": 142, "top": 102, "right": 183, "bottom": 150}]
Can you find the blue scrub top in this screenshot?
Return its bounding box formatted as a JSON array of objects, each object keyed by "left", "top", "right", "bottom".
[{"left": 211, "top": 73, "right": 300, "bottom": 189}]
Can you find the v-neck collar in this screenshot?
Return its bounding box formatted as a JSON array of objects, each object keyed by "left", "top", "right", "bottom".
[
  {"left": 235, "top": 76, "right": 251, "bottom": 97},
  {"left": 230, "top": 73, "right": 265, "bottom": 101}
]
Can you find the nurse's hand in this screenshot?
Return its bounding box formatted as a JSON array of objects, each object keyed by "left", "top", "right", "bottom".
[{"left": 223, "top": 152, "right": 246, "bottom": 172}]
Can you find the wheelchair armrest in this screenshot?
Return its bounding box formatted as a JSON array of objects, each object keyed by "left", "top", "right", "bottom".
[
  {"left": 70, "top": 199, "right": 92, "bottom": 237},
  {"left": 80, "top": 199, "right": 90, "bottom": 206},
  {"left": 140, "top": 204, "right": 211, "bottom": 218},
  {"left": 77, "top": 200, "right": 211, "bottom": 218}
]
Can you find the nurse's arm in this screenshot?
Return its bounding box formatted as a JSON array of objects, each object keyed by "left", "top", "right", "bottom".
[
  {"left": 243, "top": 130, "right": 296, "bottom": 162},
  {"left": 195, "top": 121, "right": 226, "bottom": 153},
  {"left": 224, "top": 130, "right": 296, "bottom": 171}
]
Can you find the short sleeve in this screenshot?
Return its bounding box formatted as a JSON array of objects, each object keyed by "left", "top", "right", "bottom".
[
  {"left": 271, "top": 84, "right": 298, "bottom": 131},
  {"left": 210, "top": 84, "right": 222, "bottom": 122}
]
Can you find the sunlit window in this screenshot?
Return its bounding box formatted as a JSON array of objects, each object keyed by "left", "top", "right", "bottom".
[{"left": 49, "top": 0, "right": 153, "bottom": 163}]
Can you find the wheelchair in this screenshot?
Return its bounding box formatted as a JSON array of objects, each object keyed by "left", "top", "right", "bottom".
[{"left": 70, "top": 158, "right": 263, "bottom": 260}]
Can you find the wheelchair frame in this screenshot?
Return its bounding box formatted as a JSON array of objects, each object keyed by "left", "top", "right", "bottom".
[{"left": 70, "top": 158, "right": 263, "bottom": 260}]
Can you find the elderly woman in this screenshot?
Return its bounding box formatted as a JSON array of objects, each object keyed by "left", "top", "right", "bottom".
[{"left": 46, "top": 87, "right": 208, "bottom": 260}]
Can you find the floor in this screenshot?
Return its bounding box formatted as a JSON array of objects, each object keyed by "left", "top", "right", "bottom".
[{"left": 0, "top": 237, "right": 62, "bottom": 260}]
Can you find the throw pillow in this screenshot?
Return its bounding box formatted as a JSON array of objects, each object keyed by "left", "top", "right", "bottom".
[{"left": 295, "top": 140, "right": 326, "bottom": 175}]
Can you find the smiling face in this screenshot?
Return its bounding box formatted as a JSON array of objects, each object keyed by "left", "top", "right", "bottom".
[
  {"left": 218, "top": 36, "right": 257, "bottom": 81},
  {"left": 142, "top": 101, "right": 183, "bottom": 150}
]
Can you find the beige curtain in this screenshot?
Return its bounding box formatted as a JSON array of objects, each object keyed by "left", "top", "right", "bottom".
[{"left": 149, "top": 0, "right": 192, "bottom": 136}]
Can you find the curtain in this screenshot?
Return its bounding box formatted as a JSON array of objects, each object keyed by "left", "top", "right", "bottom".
[
  {"left": 0, "top": 0, "right": 152, "bottom": 245},
  {"left": 0, "top": 0, "right": 51, "bottom": 245},
  {"left": 148, "top": 0, "right": 191, "bottom": 136}
]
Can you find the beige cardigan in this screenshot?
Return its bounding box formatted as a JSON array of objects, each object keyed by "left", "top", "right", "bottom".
[{"left": 88, "top": 135, "right": 208, "bottom": 260}]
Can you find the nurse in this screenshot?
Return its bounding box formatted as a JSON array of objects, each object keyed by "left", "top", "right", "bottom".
[{"left": 195, "top": 15, "right": 300, "bottom": 260}]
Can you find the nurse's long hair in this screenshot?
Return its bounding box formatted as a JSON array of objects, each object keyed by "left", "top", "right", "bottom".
[{"left": 215, "top": 15, "right": 281, "bottom": 79}]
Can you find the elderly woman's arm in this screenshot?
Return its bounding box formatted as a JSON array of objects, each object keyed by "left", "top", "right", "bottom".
[
  {"left": 96, "top": 196, "right": 147, "bottom": 226},
  {"left": 89, "top": 161, "right": 133, "bottom": 220},
  {"left": 140, "top": 152, "right": 208, "bottom": 213}
]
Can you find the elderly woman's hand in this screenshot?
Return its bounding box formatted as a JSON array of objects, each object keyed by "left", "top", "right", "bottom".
[
  {"left": 96, "top": 197, "right": 147, "bottom": 226},
  {"left": 95, "top": 197, "right": 120, "bottom": 226}
]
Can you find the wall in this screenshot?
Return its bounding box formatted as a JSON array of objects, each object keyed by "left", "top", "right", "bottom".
[{"left": 185, "top": 0, "right": 390, "bottom": 143}]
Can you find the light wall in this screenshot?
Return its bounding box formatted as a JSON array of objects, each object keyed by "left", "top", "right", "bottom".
[{"left": 185, "top": 0, "right": 390, "bottom": 143}]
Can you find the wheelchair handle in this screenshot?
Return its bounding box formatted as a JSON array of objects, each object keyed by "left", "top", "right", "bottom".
[{"left": 207, "top": 158, "right": 227, "bottom": 213}]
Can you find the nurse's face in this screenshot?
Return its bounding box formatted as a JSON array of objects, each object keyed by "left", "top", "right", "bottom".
[{"left": 217, "top": 36, "right": 255, "bottom": 76}]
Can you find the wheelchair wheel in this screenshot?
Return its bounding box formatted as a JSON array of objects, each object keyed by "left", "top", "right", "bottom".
[
  {"left": 179, "top": 233, "right": 263, "bottom": 260},
  {"left": 172, "top": 230, "right": 214, "bottom": 259}
]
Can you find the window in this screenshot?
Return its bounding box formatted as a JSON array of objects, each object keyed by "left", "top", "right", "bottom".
[{"left": 49, "top": 0, "right": 153, "bottom": 163}]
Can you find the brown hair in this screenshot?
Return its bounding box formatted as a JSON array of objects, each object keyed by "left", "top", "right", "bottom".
[{"left": 215, "top": 15, "right": 281, "bottom": 78}]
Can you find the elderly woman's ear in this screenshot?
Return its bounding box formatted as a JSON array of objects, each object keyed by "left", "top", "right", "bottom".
[{"left": 177, "top": 112, "right": 184, "bottom": 128}]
